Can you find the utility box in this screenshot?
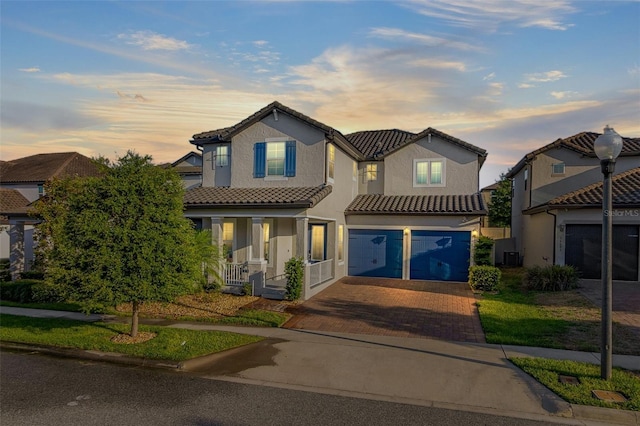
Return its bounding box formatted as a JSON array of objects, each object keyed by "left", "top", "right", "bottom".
[{"left": 504, "top": 251, "right": 520, "bottom": 266}]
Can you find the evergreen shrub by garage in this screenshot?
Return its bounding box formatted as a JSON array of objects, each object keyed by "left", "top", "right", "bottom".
[
  {"left": 473, "top": 236, "right": 494, "bottom": 266},
  {"left": 0, "top": 279, "right": 63, "bottom": 303},
  {"left": 468, "top": 266, "right": 501, "bottom": 292},
  {"left": 524, "top": 265, "right": 579, "bottom": 291},
  {"left": 285, "top": 257, "right": 304, "bottom": 301}
]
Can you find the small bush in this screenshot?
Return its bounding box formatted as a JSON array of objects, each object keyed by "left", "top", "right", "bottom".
[
  {"left": 469, "top": 265, "right": 501, "bottom": 292},
  {"left": 31, "top": 282, "right": 65, "bottom": 303},
  {"left": 241, "top": 282, "right": 253, "bottom": 296},
  {"left": 285, "top": 257, "right": 304, "bottom": 301},
  {"left": 473, "top": 236, "right": 494, "bottom": 266},
  {"left": 0, "top": 280, "right": 46, "bottom": 303},
  {"left": 524, "top": 265, "right": 580, "bottom": 291},
  {"left": 0, "top": 260, "right": 11, "bottom": 282}
]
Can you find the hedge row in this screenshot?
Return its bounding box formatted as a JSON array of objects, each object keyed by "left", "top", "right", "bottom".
[{"left": 0, "top": 280, "right": 64, "bottom": 303}]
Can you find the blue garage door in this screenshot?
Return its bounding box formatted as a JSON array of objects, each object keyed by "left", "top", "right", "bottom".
[
  {"left": 410, "top": 231, "right": 470, "bottom": 282},
  {"left": 348, "top": 229, "right": 403, "bottom": 278}
]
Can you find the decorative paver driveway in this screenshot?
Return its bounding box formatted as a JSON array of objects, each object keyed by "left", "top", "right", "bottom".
[{"left": 284, "top": 277, "right": 485, "bottom": 343}]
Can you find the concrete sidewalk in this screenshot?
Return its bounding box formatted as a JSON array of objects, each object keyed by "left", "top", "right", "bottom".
[{"left": 2, "top": 306, "right": 639, "bottom": 425}]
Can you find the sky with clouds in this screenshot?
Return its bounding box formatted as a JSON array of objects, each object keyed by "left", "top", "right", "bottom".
[{"left": 1, "top": 0, "right": 639, "bottom": 187}]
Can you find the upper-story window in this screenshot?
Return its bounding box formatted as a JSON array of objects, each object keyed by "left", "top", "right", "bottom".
[
  {"left": 215, "top": 145, "right": 229, "bottom": 167},
  {"left": 327, "top": 144, "right": 335, "bottom": 181},
  {"left": 352, "top": 161, "right": 357, "bottom": 181},
  {"left": 414, "top": 158, "right": 445, "bottom": 187},
  {"left": 552, "top": 162, "right": 565, "bottom": 175},
  {"left": 254, "top": 139, "right": 296, "bottom": 179},
  {"left": 524, "top": 168, "right": 529, "bottom": 191},
  {"left": 366, "top": 163, "right": 377, "bottom": 181},
  {"left": 37, "top": 184, "right": 45, "bottom": 198}
]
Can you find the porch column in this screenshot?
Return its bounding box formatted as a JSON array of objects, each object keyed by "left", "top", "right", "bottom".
[
  {"left": 209, "top": 217, "right": 223, "bottom": 254},
  {"left": 9, "top": 221, "right": 25, "bottom": 281},
  {"left": 248, "top": 218, "right": 267, "bottom": 295},
  {"left": 295, "top": 217, "right": 309, "bottom": 263}
]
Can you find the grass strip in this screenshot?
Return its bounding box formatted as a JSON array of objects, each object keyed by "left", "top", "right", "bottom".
[
  {"left": 0, "top": 314, "right": 262, "bottom": 362},
  {"left": 511, "top": 357, "right": 640, "bottom": 411}
]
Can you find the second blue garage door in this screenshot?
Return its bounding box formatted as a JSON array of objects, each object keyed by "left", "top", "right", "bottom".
[{"left": 410, "top": 230, "right": 471, "bottom": 282}]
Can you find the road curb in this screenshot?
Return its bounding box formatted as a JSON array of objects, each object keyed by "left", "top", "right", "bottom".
[{"left": 571, "top": 403, "right": 640, "bottom": 425}]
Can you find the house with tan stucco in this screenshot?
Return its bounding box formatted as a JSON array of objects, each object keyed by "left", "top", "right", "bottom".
[
  {"left": 507, "top": 131, "right": 640, "bottom": 282},
  {"left": 184, "top": 101, "right": 488, "bottom": 299}
]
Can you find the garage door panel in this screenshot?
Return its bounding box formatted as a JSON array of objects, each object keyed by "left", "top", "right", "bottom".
[
  {"left": 411, "top": 231, "right": 470, "bottom": 282},
  {"left": 348, "top": 230, "right": 403, "bottom": 278}
]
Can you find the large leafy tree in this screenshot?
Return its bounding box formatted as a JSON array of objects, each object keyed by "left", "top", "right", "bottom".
[
  {"left": 488, "top": 173, "right": 512, "bottom": 228},
  {"left": 35, "top": 152, "right": 214, "bottom": 337}
]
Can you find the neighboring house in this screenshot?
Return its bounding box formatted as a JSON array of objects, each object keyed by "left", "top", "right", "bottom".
[
  {"left": 162, "top": 151, "right": 202, "bottom": 190},
  {"left": 0, "top": 152, "right": 102, "bottom": 279},
  {"left": 507, "top": 131, "right": 640, "bottom": 282},
  {"left": 185, "top": 101, "right": 487, "bottom": 299}
]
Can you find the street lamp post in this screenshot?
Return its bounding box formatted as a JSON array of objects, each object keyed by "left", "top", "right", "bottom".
[{"left": 593, "top": 125, "right": 623, "bottom": 380}]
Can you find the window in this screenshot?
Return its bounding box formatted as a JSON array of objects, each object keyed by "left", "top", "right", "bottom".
[
  {"left": 366, "top": 163, "right": 377, "bottom": 181},
  {"left": 338, "top": 225, "right": 344, "bottom": 262},
  {"left": 222, "top": 221, "right": 234, "bottom": 263},
  {"left": 327, "top": 144, "right": 335, "bottom": 181},
  {"left": 352, "top": 161, "right": 357, "bottom": 181},
  {"left": 37, "top": 184, "right": 45, "bottom": 197},
  {"left": 254, "top": 140, "right": 296, "bottom": 178},
  {"left": 215, "top": 145, "right": 229, "bottom": 167},
  {"left": 413, "top": 159, "right": 445, "bottom": 187},
  {"left": 524, "top": 168, "right": 529, "bottom": 191},
  {"left": 263, "top": 221, "right": 271, "bottom": 263},
  {"left": 310, "top": 224, "right": 326, "bottom": 261},
  {"left": 552, "top": 162, "right": 565, "bottom": 175}
]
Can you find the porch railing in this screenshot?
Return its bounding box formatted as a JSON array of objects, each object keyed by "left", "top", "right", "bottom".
[
  {"left": 223, "top": 262, "right": 247, "bottom": 286},
  {"left": 308, "top": 259, "right": 333, "bottom": 287}
]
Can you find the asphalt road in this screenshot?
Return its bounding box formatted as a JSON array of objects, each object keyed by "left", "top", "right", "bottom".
[{"left": 1, "top": 350, "right": 565, "bottom": 426}]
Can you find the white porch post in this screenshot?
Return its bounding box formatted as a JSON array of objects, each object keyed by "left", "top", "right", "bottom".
[
  {"left": 295, "top": 217, "right": 309, "bottom": 263},
  {"left": 209, "top": 217, "right": 223, "bottom": 254},
  {"left": 251, "top": 217, "right": 265, "bottom": 261},
  {"left": 248, "top": 218, "right": 267, "bottom": 295},
  {"left": 9, "top": 221, "right": 25, "bottom": 281}
]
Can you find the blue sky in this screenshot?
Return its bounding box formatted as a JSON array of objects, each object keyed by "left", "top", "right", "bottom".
[{"left": 1, "top": 1, "right": 639, "bottom": 187}]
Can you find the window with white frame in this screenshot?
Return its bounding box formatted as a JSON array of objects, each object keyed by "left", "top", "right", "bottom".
[
  {"left": 310, "top": 224, "right": 326, "bottom": 262},
  {"left": 267, "top": 142, "right": 285, "bottom": 176},
  {"left": 263, "top": 220, "right": 272, "bottom": 264},
  {"left": 414, "top": 158, "right": 445, "bottom": 187},
  {"left": 365, "top": 163, "right": 377, "bottom": 181},
  {"left": 216, "top": 145, "right": 229, "bottom": 167},
  {"left": 37, "top": 184, "right": 45, "bottom": 198},
  {"left": 222, "top": 221, "right": 234, "bottom": 263},
  {"left": 254, "top": 139, "right": 296, "bottom": 178},
  {"left": 552, "top": 162, "right": 565, "bottom": 175},
  {"left": 352, "top": 161, "right": 357, "bottom": 181},
  {"left": 327, "top": 144, "right": 335, "bottom": 181}
]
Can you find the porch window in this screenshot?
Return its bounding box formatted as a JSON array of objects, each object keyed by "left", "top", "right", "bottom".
[
  {"left": 414, "top": 158, "right": 445, "bottom": 187},
  {"left": 310, "top": 224, "right": 326, "bottom": 261},
  {"left": 263, "top": 220, "right": 272, "bottom": 264},
  {"left": 352, "top": 161, "right": 357, "bottom": 181},
  {"left": 222, "top": 221, "right": 234, "bottom": 263}
]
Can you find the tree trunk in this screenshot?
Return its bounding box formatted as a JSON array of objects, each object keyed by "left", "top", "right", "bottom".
[{"left": 131, "top": 300, "right": 139, "bottom": 338}]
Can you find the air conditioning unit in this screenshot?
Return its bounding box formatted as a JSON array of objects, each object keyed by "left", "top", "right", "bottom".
[{"left": 504, "top": 251, "right": 520, "bottom": 266}]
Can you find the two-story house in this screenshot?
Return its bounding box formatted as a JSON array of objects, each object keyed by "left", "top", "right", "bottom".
[
  {"left": 162, "top": 151, "right": 203, "bottom": 190},
  {"left": 185, "top": 101, "right": 487, "bottom": 299},
  {"left": 0, "top": 152, "right": 102, "bottom": 279},
  {"left": 507, "top": 131, "right": 640, "bottom": 282}
]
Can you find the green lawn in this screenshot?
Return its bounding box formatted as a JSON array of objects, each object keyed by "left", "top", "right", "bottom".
[
  {"left": 511, "top": 357, "right": 640, "bottom": 411},
  {"left": 0, "top": 314, "right": 263, "bottom": 362}
]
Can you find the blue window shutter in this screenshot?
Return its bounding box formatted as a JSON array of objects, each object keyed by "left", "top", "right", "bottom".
[
  {"left": 285, "top": 140, "right": 296, "bottom": 177},
  {"left": 254, "top": 142, "right": 266, "bottom": 178}
]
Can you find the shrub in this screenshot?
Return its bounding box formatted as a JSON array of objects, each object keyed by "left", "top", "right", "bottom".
[
  {"left": 285, "top": 257, "right": 304, "bottom": 301},
  {"left": 1, "top": 279, "right": 47, "bottom": 303},
  {"left": 469, "top": 265, "right": 501, "bottom": 292},
  {"left": 473, "top": 236, "right": 494, "bottom": 266},
  {"left": 242, "top": 282, "right": 253, "bottom": 296},
  {"left": 0, "top": 260, "right": 11, "bottom": 282},
  {"left": 524, "top": 265, "right": 580, "bottom": 291},
  {"left": 31, "top": 282, "right": 66, "bottom": 303}
]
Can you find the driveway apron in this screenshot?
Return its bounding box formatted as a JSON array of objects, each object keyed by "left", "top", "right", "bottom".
[{"left": 284, "top": 277, "right": 485, "bottom": 343}]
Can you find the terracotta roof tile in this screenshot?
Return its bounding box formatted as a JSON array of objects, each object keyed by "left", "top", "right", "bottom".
[
  {"left": 547, "top": 167, "right": 640, "bottom": 207},
  {"left": 0, "top": 189, "right": 31, "bottom": 221},
  {"left": 346, "top": 129, "right": 416, "bottom": 158},
  {"left": 0, "top": 152, "right": 101, "bottom": 183},
  {"left": 345, "top": 193, "right": 486, "bottom": 215},
  {"left": 184, "top": 185, "right": 332, "bottom": 208}
]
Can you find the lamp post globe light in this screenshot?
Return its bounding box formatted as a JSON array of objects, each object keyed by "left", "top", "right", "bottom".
[{"left": 593, "top": 125, "right": 623, "bottom": 380}]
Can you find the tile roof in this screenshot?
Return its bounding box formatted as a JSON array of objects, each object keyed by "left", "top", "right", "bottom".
[
  {"left": 0, "top": 189, "right": 31, "bottom": 221},
  {"left": 507, "top": 131, "right": 640, "bottom": 177},
  {"left": 0, "top": 152, "right": 102, "bottom": 183},
  {"left": 545, "top": 167, "right": 640, "bottom": 208},
  {"left": 191, "top": 101, "right": 486, "bottom": 164},
  {"left": 345, "top": 193, "right": 486, "bottom": 215},
  {"left": 184, "top": 185, "right": 332, "bottom": 208}
]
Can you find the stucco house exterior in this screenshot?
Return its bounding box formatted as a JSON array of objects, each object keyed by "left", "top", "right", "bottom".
[
  {"left": 0, "top": 152, "right": 102, "bottom": 279},
  {"left": 507, "top": 131, "right": 640, "bottom": 282},
  {"left": 185, "top": 101, "right": 487, "bottom": 299},
  {"left": 162, "top": 151, "right": 202, "bottom": 190}
]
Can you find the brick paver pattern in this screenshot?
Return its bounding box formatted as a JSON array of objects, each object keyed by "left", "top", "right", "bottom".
[{"left": 284, "top": 277, "right": 486, "bottom": 343}]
